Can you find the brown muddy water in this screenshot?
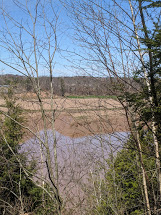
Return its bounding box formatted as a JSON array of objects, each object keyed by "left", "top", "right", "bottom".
[{"left": 20, "top": 130, "right": 129, "bottom": 214}]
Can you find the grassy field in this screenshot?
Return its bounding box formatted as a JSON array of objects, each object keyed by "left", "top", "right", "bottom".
[{"left": 66, "top": 95, "right": 117, "bottom": 99}]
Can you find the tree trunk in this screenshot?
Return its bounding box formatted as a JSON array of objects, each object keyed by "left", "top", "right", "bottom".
[{"left": 128, "top": 0, "right": 161, "bottom": 209}]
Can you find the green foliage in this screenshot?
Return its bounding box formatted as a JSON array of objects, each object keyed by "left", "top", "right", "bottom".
[
  {"left": 90, "top": 133, "right": 157, "bottom": 215},
  {"left": 112, "top": 7, "right": 161, "bottom": 213},
  {"left": 106, "top": 141, "right": 143, "bottom": 214},
  {"left": 0, "top": 89, "right": 44, "bottom": 214},
  {"left": 67, "top": 95, "right": 117, "bottom": 99},
  {"left": 143, "top": 1, "right": 161, "bottom": 9}
]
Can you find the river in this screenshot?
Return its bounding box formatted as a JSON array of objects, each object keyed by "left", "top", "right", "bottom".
[{"left": 20, "top": 130, "right": 130, "bottom": 213}]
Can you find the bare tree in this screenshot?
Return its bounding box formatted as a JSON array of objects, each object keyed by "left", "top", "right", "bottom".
[
  {"left": 0, "top": 0, "right": 63, "bottom": 213},
  {"left": 0, "top": 0, "right": 160, "bottom": 214},
  {"left": 62, "top": 0, "right": 161, "bottom": 213}
]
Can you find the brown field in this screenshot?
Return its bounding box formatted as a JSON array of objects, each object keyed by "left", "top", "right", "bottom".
[
  {"left": 0, "top": 92, "right": 130, "bottom": 214},
  {"left": 0, "top": 92, "right": 129, "bottom": 139}
]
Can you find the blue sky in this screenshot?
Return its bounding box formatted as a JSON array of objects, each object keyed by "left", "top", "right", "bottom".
[
  {"left": 0, "top": 0, "right": 77, "bottom": 77},
  {"left": 0, "top": 0, "right": 160, "bottom": 78}
]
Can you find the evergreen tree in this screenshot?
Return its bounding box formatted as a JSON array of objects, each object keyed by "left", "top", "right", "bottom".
[
  {"left": 91, "top": 133, "right": 157, "bottom": 215},
  {"left": 0, "top": 89, "right": 43, "bottom": 215}
]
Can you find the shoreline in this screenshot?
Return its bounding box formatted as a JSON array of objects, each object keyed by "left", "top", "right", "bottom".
[{"left": 23, "top": 111, "right": 129, "bottom": 141}]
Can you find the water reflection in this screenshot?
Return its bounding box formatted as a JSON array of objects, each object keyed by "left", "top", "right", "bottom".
[
  {"left": 20, "top": 130, "right": 130, "bottom": 208},
  {"left": 20, "top": 130, "right": 129, "bottom": 173}
]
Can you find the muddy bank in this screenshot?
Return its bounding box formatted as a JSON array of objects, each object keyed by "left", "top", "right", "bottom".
[
  {"left": 23, "top": 109, "right": 129, "bottom": 140},
  {"left": 0, "top": 97, "right": 129, "bottom": 140}
]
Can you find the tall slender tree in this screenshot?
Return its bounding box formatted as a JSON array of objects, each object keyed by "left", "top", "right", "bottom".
[{"left": 64, "top": 0, "right": 161, "bottom": 213}]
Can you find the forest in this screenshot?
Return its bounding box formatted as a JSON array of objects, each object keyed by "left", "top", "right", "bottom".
[{"left": 0, "top": 0, "right": 161, "bottom": 215}]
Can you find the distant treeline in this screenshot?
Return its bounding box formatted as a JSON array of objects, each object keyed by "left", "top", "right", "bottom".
[{"left": 0, "top": 74, "right": 139, "bottom": 96}]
